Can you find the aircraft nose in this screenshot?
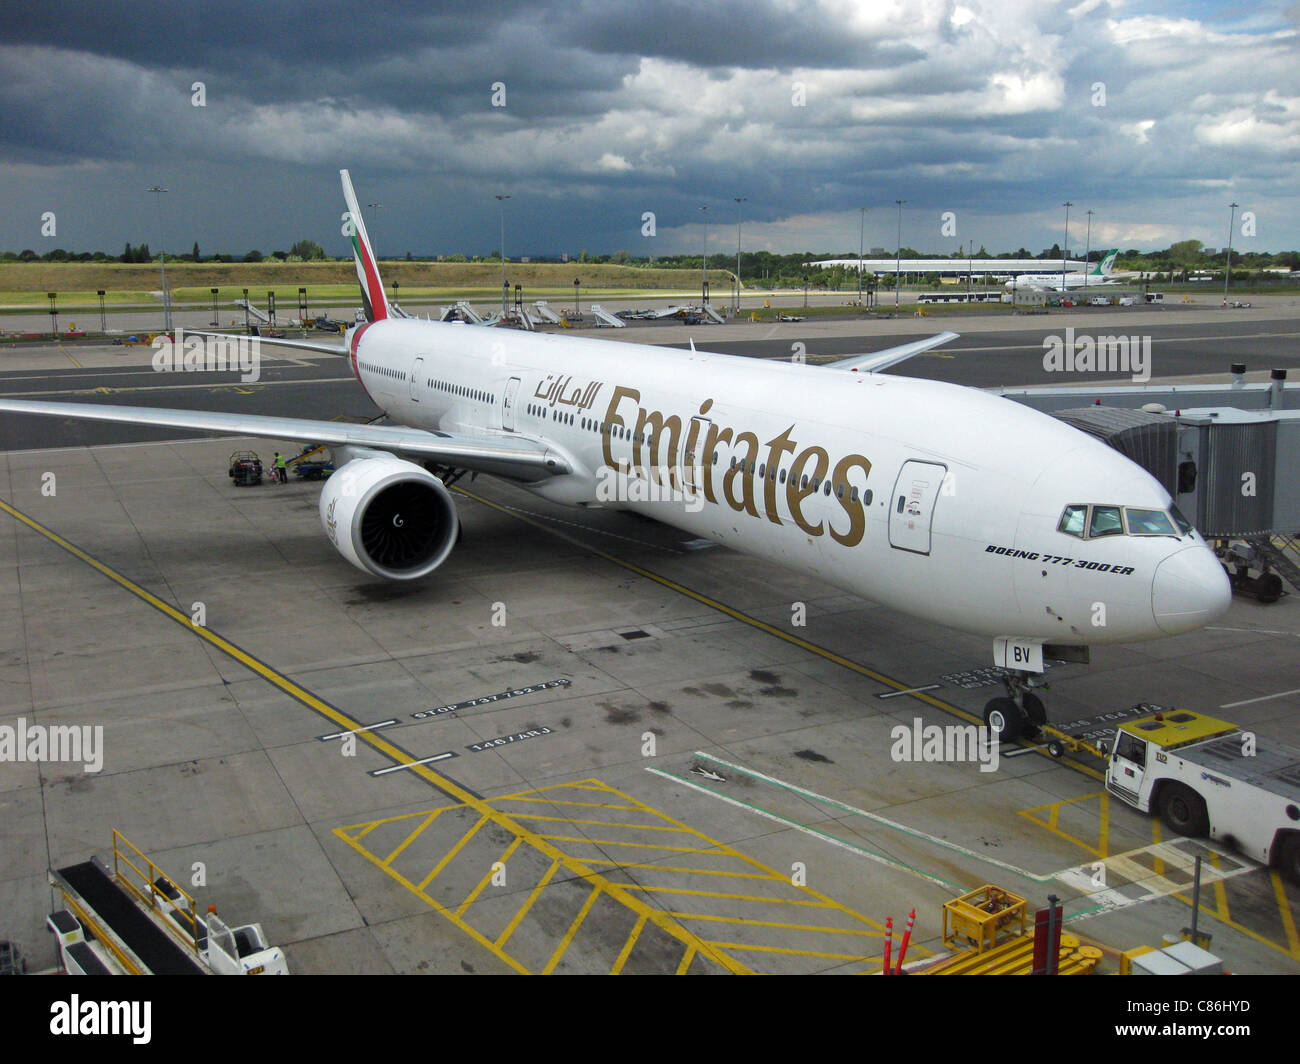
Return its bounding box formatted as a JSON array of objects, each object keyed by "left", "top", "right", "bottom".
[{"left": 1152, "top": 546, "right": 1231, "bottom": 635}]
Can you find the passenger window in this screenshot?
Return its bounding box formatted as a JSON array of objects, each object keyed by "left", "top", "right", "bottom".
[
  {"left": 1125, "top": 508, "right": 1176, "bottom": 536},
  {"left": 1058, "top": 505, "right": 1087, "bottom": 537},
  {"left": 1089, "top": 505, "right": 1124, "bottom": 538}
]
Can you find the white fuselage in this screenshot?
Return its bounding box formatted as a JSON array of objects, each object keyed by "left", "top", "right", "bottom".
[
  {"left": 348, "top": 318, "right": 1228, "bottom": 646},
  {"left": 1009, "top": 272, "right": 1113, "bottom": 291}
]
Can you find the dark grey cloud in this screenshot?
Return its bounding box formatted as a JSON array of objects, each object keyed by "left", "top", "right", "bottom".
[{"left": 1, "top": 1, "right": 1297, "bottom": 258}]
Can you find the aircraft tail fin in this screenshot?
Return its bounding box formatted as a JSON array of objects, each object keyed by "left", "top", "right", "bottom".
[
  {"left": 1093, "top": 249, "right": 1119, "bottom": 276},
  {"left": 340, "top": 170, "right": 389, "bottom": 322}
]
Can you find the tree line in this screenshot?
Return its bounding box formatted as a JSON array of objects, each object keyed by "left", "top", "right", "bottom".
[
  {"left": 3, "top": 239, "right": 328, "bottom": 265},
  {"left": 3, "top": 238, "right": 1296, "bottom": 288}
]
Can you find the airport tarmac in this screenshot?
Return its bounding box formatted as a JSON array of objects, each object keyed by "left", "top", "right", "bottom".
[{"left": 2, "top": 304, "right": 1299, "bottom": 976}]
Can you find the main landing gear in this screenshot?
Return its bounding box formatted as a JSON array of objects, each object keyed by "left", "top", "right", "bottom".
[
  {"left": 424, "top": 462, "right": 471, "bottom": 488},
  {"left": 983, "top": 671, "right": 1048, "bottom": 743}
]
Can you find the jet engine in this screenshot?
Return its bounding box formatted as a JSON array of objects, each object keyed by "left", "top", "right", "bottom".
[{"left": 319, "top": 455, "right": 458, "bottom": 580}]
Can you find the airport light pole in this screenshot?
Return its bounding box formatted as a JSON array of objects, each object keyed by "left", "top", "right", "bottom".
[
  {"left": 495, "top": 194, "right": 511, "bottom": 317},
  {"left": 895, "top": 199, "right": 906, "bottom": 308},
  {"left": 734, "top": 197, "right": 746, "bottom": 312},
  {"left": 146, "top": 186, "right": 171, "bottom": 332},
  {"left": 1084, "top": 208, "right": 1093, "bottom": 289},
  {"left": 858, "top": 207, "right": 867, "bottom": 304},
  {"left": 1224, "top": 202, "right": 1238, "bottom": 305},
  {"left": 1061, "top": 201, "right": 1073, "bottom": 293},
  {"left": 699, "top": 205, "right": 708, "bottom": 304}
]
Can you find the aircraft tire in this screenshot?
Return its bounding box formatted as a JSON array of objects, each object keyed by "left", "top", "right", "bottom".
[
  {"left": 1278, "top": 836, "right": 1300, "bottom": 888},
  {"left": 1158, "top": 783, "right": 1209, "bottom": 837},
  {"left": 984, "top": 697, "right": 1025, "bottom": 743}
]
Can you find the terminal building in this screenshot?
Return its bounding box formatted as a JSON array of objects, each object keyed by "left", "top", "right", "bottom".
[{"left": 805, "top": 257, "right": 1089, "bottom": 279}]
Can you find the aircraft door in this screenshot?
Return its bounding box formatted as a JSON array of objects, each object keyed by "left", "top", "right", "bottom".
[
  {"left": 684, "top": 416, "right": 712, "bottom": 498},
  {"left": 502, "top": 377, "right": 521, "bottom": 431},
  {"left": 888, "top": 460, "right": 946, "bottom": 554},
  {"left": 409, "top": 357, "right": 423, "bottom": 401}
]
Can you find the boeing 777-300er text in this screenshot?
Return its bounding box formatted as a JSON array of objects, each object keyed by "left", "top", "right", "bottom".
[{"left": 0, "top": 176, "right": 1228, "bottom": 741}]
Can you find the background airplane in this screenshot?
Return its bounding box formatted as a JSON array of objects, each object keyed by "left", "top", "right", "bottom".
[{"left": 1007, "top": 249, "right": 1120, "bottom": 291}]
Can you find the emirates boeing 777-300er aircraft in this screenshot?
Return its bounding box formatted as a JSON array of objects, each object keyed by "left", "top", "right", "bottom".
[{"left": 0, "top": 172, "right": 1230, "bottom": 741}]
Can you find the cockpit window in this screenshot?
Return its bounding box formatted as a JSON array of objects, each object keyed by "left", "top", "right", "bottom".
[
  {"left": 1060, "top": 503, "right": 1192, "bottom": 540},
  {"left": 1126, "top": 508, "right": 1177, "bottom": 536},
  {"left": 1088, "top": 505, "right": 1124, "bottom": 538},
  {"left": 1058, "top": 505, "right": 1087, "bottom": 537}
]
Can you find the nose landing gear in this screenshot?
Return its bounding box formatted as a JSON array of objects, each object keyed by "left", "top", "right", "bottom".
[{"left": 983, "top": 672, "right": 1048, "bottom": 743}]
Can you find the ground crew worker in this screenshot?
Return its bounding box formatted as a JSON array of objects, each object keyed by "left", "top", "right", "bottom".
[{"left": 274, "top": 452, "right": 288, "bottom": 484}]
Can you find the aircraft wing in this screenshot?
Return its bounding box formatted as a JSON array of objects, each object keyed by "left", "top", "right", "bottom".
[
  {"left": 0, "top": 398, "right": 568, "bottom": 481},
  {"left": 827, "top": 331, "right": 959, "bottom": 373},
  {"left": 186, "top": 329, "right": 351, "bottom": 356}
]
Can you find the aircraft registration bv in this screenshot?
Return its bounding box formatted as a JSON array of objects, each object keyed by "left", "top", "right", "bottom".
[{"left": 0, "top": 171, "right": 1230, "bottom": 740}]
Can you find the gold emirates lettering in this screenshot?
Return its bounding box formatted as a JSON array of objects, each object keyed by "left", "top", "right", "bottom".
[{"left": 601, "top": 386, "right": 872, "bottom": 547}]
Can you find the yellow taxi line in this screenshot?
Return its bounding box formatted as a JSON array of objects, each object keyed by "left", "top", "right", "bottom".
[
  {"left": 504, "top": 814, "right": 704, "bottom": 833},
  {"left": 334, "top": 829, "right": 531, "bottom": 975},
  {"left": 533, "top": 834, "right": 729, "bottom": 855},
  {"left": 1210, "top": 851, "right": 1230, "bottom": 921},
  {"left": 456, "top": 837, "right": 523, "bottom": 919},
  {"left": 610, "top": 914, "right": 648, "bottom": 975},
  {"left": 660, "top": 911, "right": 879, "bottom": 936},
  {"left": 701, "top": 939, "right": 876, "bottom": 962},
  {"left": 621, "top": 884, "right": 836, "bottom": 907},
  {"left": 382, "top": 808, "right": 445, "bottom": 867},
  {"left": 495, "top": 797, "right": 647, "bottom": 812},
  {"left": 542, "top": 886, "right": 604, "bottom": 975},
  {"left": 415, "top": 815, "right": 489, "bottom": 892},
  {"left": 626, "top": 769, "right": 914, "bottom": 926},
  {"left": 0, "top": 497, "right": 750, "bottom": 976},
  {"left": 579, "top": 859, "right": 782, "bottom": 881},
  {"left": 495, "top": 859, "right": 561, "bottom": 952},
  {"left": 1272, "top": 871, "right": 1300, "bottom": 955}
]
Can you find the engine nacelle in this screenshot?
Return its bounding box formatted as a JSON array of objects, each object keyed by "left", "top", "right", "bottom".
[{"left": 319, "top": 456, "right": 458, "bottom": 580}]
